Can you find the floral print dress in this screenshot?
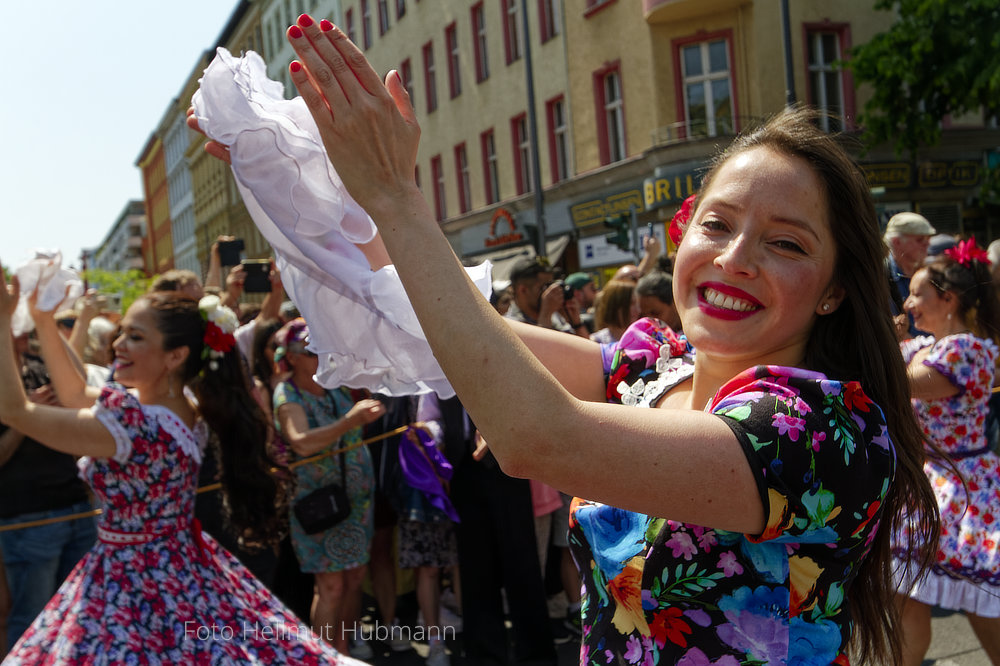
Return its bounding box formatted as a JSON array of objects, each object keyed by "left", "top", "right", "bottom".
[
  {"left": 273, "top": 383, "right": 375, "bottom": 574},
  {"left": 570, "top": 319, "right": 896, "bottom": 665},
  {"left": 893, "top": 333, "right": 1000, "bottom": 616},
  {"left": 4, "top": 385, "right": 361, "bottom": 665}
]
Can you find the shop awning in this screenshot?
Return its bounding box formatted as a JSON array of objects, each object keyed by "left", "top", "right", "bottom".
[{"left": 465, "top": 235, "right": 572, "bottom": 284}]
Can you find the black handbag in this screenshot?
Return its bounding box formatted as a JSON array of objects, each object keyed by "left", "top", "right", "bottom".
[{"left": 293, "top": 450, "right": 351, "bottom": 534}]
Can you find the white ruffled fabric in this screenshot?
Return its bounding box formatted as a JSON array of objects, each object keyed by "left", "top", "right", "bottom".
[
  {"left": 191, "top": 48, "right": 491, "bottom": 398},
  {"left": 11, "top": 250, "right": 84, "bottom": 336},
  {"left": 894, "top": 557, "right": 1000, "bottom": 617}
]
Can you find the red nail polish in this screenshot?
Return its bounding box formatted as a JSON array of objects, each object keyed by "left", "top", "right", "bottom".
[
  {"left": 290, "top": 61, "right": 302, "bottom": 73},
  {"left": 297, "top": 14, "right": 313, "bottom": 27},
  {"left": 288, "top": 25, "right": 303, "bottom": 39},
  {"left": 319, "top": 19, "right": 333, "bottom": 31}
]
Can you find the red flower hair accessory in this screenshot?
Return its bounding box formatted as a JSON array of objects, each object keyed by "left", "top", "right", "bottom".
[
  {"left": 198, "top": 295, "right": 238, "bottom": 370},
  {"left": 944, "top": 238, "right": 989, "bottom": 268},
  {"left": 668, "top": 194, "right": 697, "bottom": 246}
]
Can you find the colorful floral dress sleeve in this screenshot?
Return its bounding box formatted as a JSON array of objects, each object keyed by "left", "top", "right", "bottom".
[
  {"left": 89, "top": 384, "right": 157, "bottom": 464},
  {"left": 921, "top": 334, "right": 994, "bottom": 398}
]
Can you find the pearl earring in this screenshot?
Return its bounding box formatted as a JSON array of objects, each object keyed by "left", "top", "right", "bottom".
[{"left": 822, "top": 303, "right": 831, "bottom": 312}]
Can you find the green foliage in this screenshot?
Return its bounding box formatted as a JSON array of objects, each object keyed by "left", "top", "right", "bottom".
[
  {"left": 848, "top": 0, "right": 1000, "bottom": 155},
  {"left": 81, "top": 268, "right": 151, "bottom": 315}
]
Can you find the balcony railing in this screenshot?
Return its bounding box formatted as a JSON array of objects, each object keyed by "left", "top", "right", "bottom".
[{"left": 650, "top": 115, "right": 766, "bottom": 148}]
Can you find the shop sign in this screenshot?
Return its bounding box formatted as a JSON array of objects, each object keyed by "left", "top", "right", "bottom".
[
  {"left": 861, "top": 160, "right": 981, "bottom": 190},
  {"left": 484, "top": 208, "right": 524, "bottom": 248},
  {"left": 642, "top": 170, "right": 698, "bottom": 212},
  {"left": 570, "top": 189, "right": 644, "bottom": 228}
]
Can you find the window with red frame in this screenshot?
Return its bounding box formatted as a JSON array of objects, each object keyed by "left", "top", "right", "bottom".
[
  {"left": 502, "top": 0, "right": 522, "bottom": 64},
  {"left": 345, "top": 8, "right": 356, "bottom": 45},
  {"left": 396, "top": 0, "right": 406, "bottom": 19},
  {"left": 594, "top": 64, "right": 626, "bottom": 165},
  {"left": 511, "top": 114, "right": 532, "bottom": 195},
  {"left": 446, "top": 23, "right": 461, "bottom": 99},
  {"left": 806, "top": 28, "right": 848, "bottom": 132},
  {"left": 471, "top": 3, "right": 489, "bottom": 82},
  {"left": 361, "top": 0, "right": 372, "bottom": 49},
  {"left": 679, "top": 38, "right": 734, "bottom": 138},
  {"left": 431, "top": 155, "right": 446, "bottom": 220},
  {"left": 538, "top": 0, "right": 559, "bottom": 43},
  {"left": 377, "top": 0, "right": 390, "bottom": 35},
  {"left": 455, "top": 143, "right": 471, "bottom": 213},
  {"left": 423, "top": 41, "right": 438, "bottom": 113},
  {"left": 400, "top": 58, "right": 415, "bottom": 107},
  {"left": 481, "top": 129, "right": 500, "bottom": 204},
  {"left": 546, "top": 96, "right": 569, "bottom": 183}
]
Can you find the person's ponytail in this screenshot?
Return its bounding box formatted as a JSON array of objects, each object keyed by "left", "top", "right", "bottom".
[{"left": 146, "top": 292, "right": 287, "bottom": 550}]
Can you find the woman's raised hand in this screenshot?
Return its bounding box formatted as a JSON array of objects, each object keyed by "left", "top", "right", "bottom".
[
  {"left": 186, "top": 108, "right": 232, "bottom": 165},
  {"left": 0, "top": 262, "right": 19, "bottom": 319},
  {"left": 285, "top": 14, "right": 420, "bottom": 218}
]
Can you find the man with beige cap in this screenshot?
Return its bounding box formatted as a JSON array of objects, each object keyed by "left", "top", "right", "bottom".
[{"left": 884, "top": 211, "right": 936, "bottom": 339}]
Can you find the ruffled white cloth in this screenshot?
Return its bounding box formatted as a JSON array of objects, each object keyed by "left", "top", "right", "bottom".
[
  {"left": 894, "top": 560, "right": 1000, "bottom": 617},
  {"left": 11, "top": 250, "right": 84, "bottom": 336},
  {"left": 191, "top": 48, "right": 491, "bottom": 397}
]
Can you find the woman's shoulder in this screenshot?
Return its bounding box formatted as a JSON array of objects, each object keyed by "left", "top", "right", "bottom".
[{"left": 711, "top": 365, "right": 885, "bottom": 428}]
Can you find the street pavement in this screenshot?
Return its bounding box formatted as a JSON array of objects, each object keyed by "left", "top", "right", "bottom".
[{"left": 362, "top": 601, "right": 990, "bottom": 666}]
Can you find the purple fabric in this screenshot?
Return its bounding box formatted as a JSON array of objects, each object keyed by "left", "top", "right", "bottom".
[{"left": 398, "top": 427, "right": 460, "bottom": 523}]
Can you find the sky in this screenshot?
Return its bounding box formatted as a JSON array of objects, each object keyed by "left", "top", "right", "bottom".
[{"left": 1, "top": 1, "right": 244, "bottom": 272}]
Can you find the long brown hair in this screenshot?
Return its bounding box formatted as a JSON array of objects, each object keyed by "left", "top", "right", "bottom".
[
  {"left": 143, "top": 292, "right": 287, "bottom": 550},
  {"left": 697, "top": 106, "right": 939, "bottom": 665}
]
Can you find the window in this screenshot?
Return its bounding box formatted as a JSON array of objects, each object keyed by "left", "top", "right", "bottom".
[
  {"left": 345, "top": 8, "right": 356, "bottom": 45},
  {"left": 422, "top": 41, "right": 437, "bottom": 113},
  {"left": 361, "top": 0, "right": 372, "bottom": 49},
  {"left": 400, "top": 58, "right": 414, "bottom": 107},
  {"left": 431, "top": 155, "right": 446, "bottom": 220},
  {"left": 455, "top": 143, "right": 471, "bottom": 213},
  {"left": 594, "top": 64, "right": 626, "bottom": 164},
  {"left": 472, "top": 3, "right": 489, "bottom": 82},
  {"left": 378, "top": 0, "right": 390, "bottom": 35},
  {"left": 806, "top": 29, "right": 847, "bottom": 132},
  {"left": 511, "top": 113, "right": 532, "bottom": 195},
  {"left": 679, "top": 38, "right": 735, "bottom": 138},
  {"left": 502, "top": 0, "right": 522, "bottom": 64},
  {"left": 396, "top": 0, "right": 406, "bottom": 19},
  {"left": 546, "top": 96, "right": 569, "bottom": 183},
  {"left": 538, "top": 0, "right": 560, "bottom": 43},
  {"left": 445, "top": 23, "right": 462, "bottom": 99},
  {"left": 481, "top": 129, "right": 500, "bottom": 204}
]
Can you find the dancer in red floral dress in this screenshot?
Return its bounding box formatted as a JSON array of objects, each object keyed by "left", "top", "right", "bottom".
[{"left": 0, "top": 278, "right": 365, "bottom": 665}]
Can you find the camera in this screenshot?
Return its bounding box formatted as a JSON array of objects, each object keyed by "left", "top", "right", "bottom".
[
  {"left": 217, "top": 238, "right": 245, "bottom": 266},
  {"left": 558, "top": 281, "right": 575, "bottom": 302},
  {"left": 241, "top": 259, "right": 272, "bottom": 293}
]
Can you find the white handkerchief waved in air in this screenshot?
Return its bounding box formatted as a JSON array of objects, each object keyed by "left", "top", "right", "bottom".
[
  {"left": 191, "top": 48, "right": 492, "bottom": 398},
  {"left": 11, "top": 250, "right": 84, "bottom": 337}
]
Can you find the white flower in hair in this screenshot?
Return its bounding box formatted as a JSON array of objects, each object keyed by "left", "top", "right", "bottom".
[{"left": 198, "top": 295, "right": 239, "bottom": 335}]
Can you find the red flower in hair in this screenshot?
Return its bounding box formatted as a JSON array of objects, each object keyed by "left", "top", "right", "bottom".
[
  {"left": 668, "top": 194, "right": 697, "bottom": 246},
  {"left": 203, "top": 322, "right": 236, "bottom": 353},
  {"left": 944, "top": 238, "right": 989, "bottom": 268}
]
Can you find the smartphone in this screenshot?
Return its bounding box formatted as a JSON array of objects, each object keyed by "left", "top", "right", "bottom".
[
  {"left": 217, "top": 239, "right": 245, "bottom": 266},
  {"left": 241, "top": 259, "right": 272, "bottom": 293}
]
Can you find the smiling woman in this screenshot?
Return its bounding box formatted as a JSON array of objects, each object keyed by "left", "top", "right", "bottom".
[
  {"left": 186, "top": 13, "right": 940, "bottom": 664},
  {"left": 0, "top": 277, "right": 368, "bottom": 664}
]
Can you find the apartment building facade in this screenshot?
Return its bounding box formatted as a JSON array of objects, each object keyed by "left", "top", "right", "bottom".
[
  {"left": 131, "top": 0, "right": 998, "bottom": 280},
  {"left": 90, "top": 200, "right": 148, "bottom": 274}
]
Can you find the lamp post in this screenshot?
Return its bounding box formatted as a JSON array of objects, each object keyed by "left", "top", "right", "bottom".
[{"left": 520, "top": 0, "right": 547, "bottom": 259}]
